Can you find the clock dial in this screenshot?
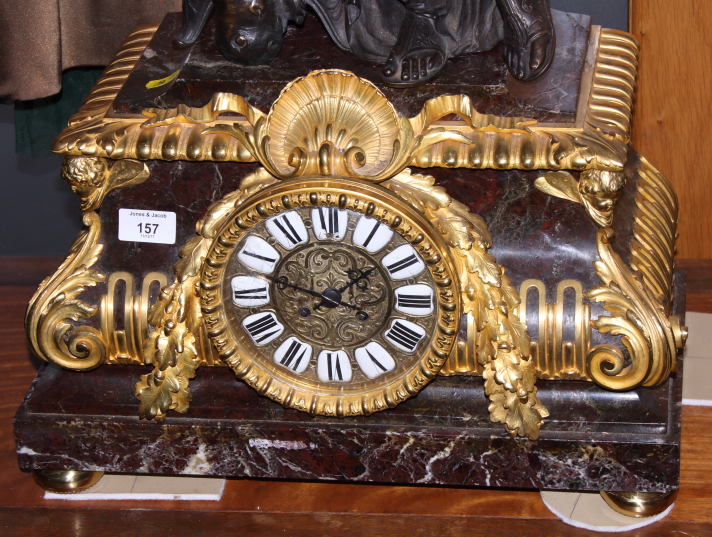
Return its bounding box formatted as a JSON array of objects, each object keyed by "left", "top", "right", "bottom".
[
  {"left": 227, "top": 204, "right": 436, "bottom": 387},
  {"left": 201, "top": 178, "right": 459, "bottom": 417}
]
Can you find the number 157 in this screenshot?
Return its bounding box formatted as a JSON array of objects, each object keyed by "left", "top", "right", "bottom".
[{"left": 137, "top": 223, "right": 159, "bottom": 234}]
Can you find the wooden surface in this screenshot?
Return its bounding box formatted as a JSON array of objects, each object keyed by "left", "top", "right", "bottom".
[
  {"left": 631, "top": 0, "right": 712, "bottom": 259},
  {"left": 1, "top": 258, "right": 711, "bottom": 536}
]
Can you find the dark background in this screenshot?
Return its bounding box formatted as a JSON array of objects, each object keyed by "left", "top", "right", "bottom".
[{"left": 0, "top": 0, "right": 629, "bottom": 256}]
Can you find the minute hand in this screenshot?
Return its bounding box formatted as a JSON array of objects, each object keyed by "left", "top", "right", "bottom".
[{"left": 337, "top": 266, "right": 376, "bottom": 293}]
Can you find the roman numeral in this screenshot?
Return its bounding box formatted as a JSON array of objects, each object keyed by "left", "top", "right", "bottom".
[
  {"left": 242, "top": 250, "right": 277, "bottom": 263},
  {"left": 266, "top": 211, "right": 308, "bottom": 250},
  {"left": 396, "top": 294, "right": 431, "bottom": 309},
  {"left": 244, "top": 313, "right": 280, "bottom": 343},
  {"left": 238, "top": 236, "right": 281, "bottom": 274},
  {"left": 273, "top": 216, "right": 302, "bottom": 245},
  {"left": 232, "top": 276, "right": 271, "bottom": 307},
  {"left": 280, "top": 340, "right": 308, "bottom": 371},
  {"left": 317, "top": 350, "right": 352, "bottom": 382},
  {"left": 319, "top": 207, "right": 339, "bottom": 235},
  {"left": 354, "top": 216, "right": 393, "bottom": 253},
  {"left": 326, "top": 353, "right": 343, "bottom": 381},
  {"left": 234, "top": 287, "right": 268, "bottom": 300},
  {"left": 362, "top": 221, "right": 380, "bottom": 248},
  {"left": 386, "top": 321, "right": 424, "bottom": 352},
  {"left": 386, "top": 254, "right": 418, "bottom": 275},
  {"left": 366, "top": 349, "right": 387, "bottom": 372},
  {"left": 355, "top": 343, "right": 395, "bottom": 379},
  {"left": 394, "top": 285, "right": 433, "bottom": 316}
]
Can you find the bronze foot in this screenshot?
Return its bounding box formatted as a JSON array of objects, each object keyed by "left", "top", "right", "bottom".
[
  {"left": 382, "top": 11, "right": 447, "bottom": 87},
  {"left": 496, "top": 0, "right": 555, "bottom": 81},
  {"left": 31, "top": 470, "right": 104, "bottom": 494},
  {"left": 600, "top": 490, "right": 678, "bottom": 518},
  {"left": 174, "top": 0, "right": 214, "bottom": 48}
]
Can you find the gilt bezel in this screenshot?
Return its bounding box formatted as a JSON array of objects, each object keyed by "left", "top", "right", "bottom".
[{"left": 199, "top": 176, "right": 460, "bottom": 417}]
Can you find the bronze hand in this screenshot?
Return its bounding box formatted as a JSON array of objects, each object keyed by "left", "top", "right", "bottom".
[
  {"left": 266, "top": 275, "right": 324, "bottom": 299},
  {"left": 337, "top": 266, "right": 376, "bottom": 293},
  {"left": 266, "top": 275, "right": 363, "bottom": 311}
]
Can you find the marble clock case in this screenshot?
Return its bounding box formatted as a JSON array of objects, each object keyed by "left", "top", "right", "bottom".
[{"left": 16, "top": 10, "right": 686, "bottom": 495}]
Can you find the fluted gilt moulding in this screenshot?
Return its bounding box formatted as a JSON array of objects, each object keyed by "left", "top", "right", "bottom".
[{"left": 54, "top": 25, "right": 634, "bottom": 174}]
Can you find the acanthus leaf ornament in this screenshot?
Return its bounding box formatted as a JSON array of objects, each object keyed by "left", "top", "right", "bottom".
[
  {"left": 585, "top": 227, "right": 680, "bottom": 390},
  {"left": 484, "top": 359, "right": 548, "bottom": 440},
  {"left": 383, "top": 170, "right": 547, "bottom": 439},
  {"left": 25, "top": 212, "right": 107, "bottom": 370},
  {"left": 136, "top": 169, "right": 279, "bottom": 420},
  {"left": 136, "top": 275, "right": 201, "bottom": 422}
]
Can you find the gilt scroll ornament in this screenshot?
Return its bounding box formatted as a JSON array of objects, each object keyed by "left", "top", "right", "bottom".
[{"left": 26, "top": 213, "right": 106, "bottom": 371}]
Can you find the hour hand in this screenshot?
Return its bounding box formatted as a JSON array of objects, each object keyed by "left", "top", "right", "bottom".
[
  {"left": 266, "top": 275, "right": 364, "bottom": 313},
  {"left": 265, "top": 275, "right": 324, "bottom": 300},
  {"left": 338, "top": 266, "right": 376, "bottom": 293}
]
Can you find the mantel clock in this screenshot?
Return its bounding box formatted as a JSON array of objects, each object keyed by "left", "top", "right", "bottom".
[{"left": 16, "top": 8, "right": 686, "bottom": 516}]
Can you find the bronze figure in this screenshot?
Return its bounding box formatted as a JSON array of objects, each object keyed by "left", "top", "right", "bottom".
[{"left": 175, "top": 0, "right": 555, "bottom": 86}]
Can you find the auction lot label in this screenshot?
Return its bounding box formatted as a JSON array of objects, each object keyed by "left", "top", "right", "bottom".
[{"left": 118, "top": 209, "right": 176, "bottom": 244}]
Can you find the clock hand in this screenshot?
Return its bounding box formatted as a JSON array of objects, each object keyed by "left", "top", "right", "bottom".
[
  {"left": 335, "top": 300, "right": 364, "bottom": 311},
  {"left": 264, "top": 275, "right": 324, "bottom": 300},
  {"left": 266, "top": 275, "right": 364, "bottom": 312},
  {"left": 337, "top": 266, "right": 376, "bottom": 293}
]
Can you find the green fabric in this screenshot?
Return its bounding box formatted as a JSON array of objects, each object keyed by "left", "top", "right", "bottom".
[{"left": 14, "top": 67, "right": 104, "bottom": 158}]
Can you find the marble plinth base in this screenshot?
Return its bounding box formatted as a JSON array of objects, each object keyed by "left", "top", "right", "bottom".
[{"left": 15, "top": 306, "right": 683, "bottom": 494}]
